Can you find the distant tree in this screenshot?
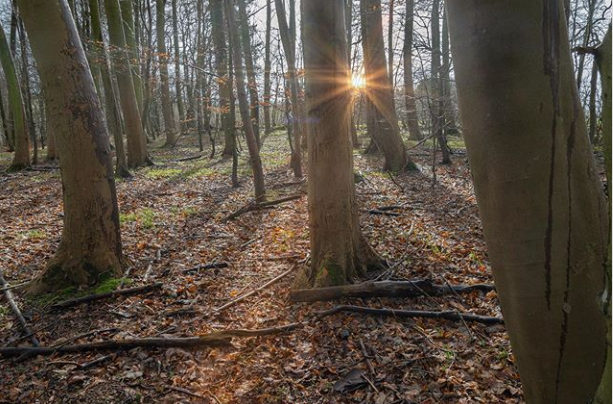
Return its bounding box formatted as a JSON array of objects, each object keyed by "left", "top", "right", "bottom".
[
  {"left": 211, "top": 0, "right": 235, "bottom": 157},
  {"left": 275, "top": 0, "right": 302, "bottom": 177},
  {"left": 156, "top": 0, "right": 176, "bottom": 146},
  {"left": 19, "top": 0, "right": 123, "bottom": 295},
  {"left": 302, "top": 0, "right": 383, "bottom": 287},
  {"left": 263, "top": 0, "right": 272, "bottom": 135},
  {"left": 402, "top": 0, "right": 422, "bottom": 141},
  {"left": 105, "top": 0, "right": 150, "bottom": 168},
  {"left": 225, "top": 0, "right": 266, "bottom": 202},
  {"left": 360, "top": 0, "right": 416, "bottom": 171},
  {"left": 0, "top": 19, "right": 29, "bottom": 171},
  {"left": 447, "top": 0, "right": 609, "bottom": 402},
  {"left": 430, "top": 0, "right": 450, "bottom": 164}
]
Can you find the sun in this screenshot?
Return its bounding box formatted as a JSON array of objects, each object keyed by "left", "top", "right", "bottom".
[{"left": 351, "top": 73, "right": 366, "bottom": 89}]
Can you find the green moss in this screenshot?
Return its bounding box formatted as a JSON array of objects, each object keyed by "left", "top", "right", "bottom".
[
  {"left": 32, "top": 277, "right": 132, "bottom": 306},
  {"left": 23, "top": 229, "right": 45, "bottom": 239}
]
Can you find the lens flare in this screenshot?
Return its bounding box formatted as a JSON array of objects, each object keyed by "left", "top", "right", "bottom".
[{"left": 351, "top": 74, "right": 366, "bottom": 89}]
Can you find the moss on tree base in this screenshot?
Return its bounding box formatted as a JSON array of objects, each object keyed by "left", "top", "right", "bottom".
[{"left": 24, "top": 249, "right": 122, "bottom": 297}]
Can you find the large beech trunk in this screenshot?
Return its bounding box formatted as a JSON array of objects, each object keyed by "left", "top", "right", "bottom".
[
  {"left": 224, "top": 0, "right": 266, "bottom": 202},
  {"left": 105, "top": 0, "right": 149, "bottom": 168},
  {"left": 447, "top": 1, "right": 609, "bottom": 402},
  {"left": 0, "top": 19, "right": 29, "bottom": 171},
  {"left": 19, "top": 0, "right": 123, "bottom": 295},
  {"left": 302, "top": 0, "right": 382, "bottom": 287},
  {"left": 360, "top": 0, "right": 415, "bottom": 171}
]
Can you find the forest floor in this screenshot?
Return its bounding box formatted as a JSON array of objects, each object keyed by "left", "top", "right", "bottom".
[{"left": 0, "top": 129, "right": 539, "bottom": 403}]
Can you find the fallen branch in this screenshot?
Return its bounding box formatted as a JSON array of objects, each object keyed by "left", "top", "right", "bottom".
[
  {"left": 316, "top": 305, "right": 503, "bottom": 325},
  {"left": 366, "top": 209, "right": 401, "bottom": 217},
  {"left": 0, "top": 270, "right": 39, "bottom": 346},
  {"left": 223, "top": 194, "right": 303, "bottom": 222},
  {"left": 51, "top": 283, "right": 163, "bottom": 310},
  {"left": 213, "top": 263, "right": 299, "bottom": 313},
  {"left": 174, "top": 154, "right": 205, "bottom": 162},
  {"left": 0, "top": 323, "right": 301, "bottom": 359},
  {"left": 182, "top": 262, "right": 229, "bottom": 274},
  {"left": 290, "top": 280, "right": 494, "bottom": 303}
]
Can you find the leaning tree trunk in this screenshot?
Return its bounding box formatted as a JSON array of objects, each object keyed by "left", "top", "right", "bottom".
[
  {"left": 225, "top": 0, "right": 266, "bottom": 202},
  {"left": 105, "top": 0, "right": 149, "bottom": 168},
  {"left": 447, "top": 1, "right": 609, "bottom": 402},
  {"left": 302, "top": 0, "right": 383, "bottom": 288},
  {"left": 403, "top": 0, "right": 422, "bottom": 141},
  {"left": 360, "top": 0, "right": 416, "bottom": 171},
  {"left": 0, "top": 19, "right": 29, "bottom": 171},
  {"left": 275, "top": 0, "right": 303, "bottom": 178},
  {"left": 211, "top": 0, "right": 235, "bottom": 157},
  {"left": 156, "top": 0, "right": 176, "bottom": 146},
  {"left": 18, "top": 0, "right": 123, "bottom": 295}
]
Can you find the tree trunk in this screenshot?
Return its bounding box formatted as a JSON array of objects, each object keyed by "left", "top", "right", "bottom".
[
  {"left": 595, "top": 23, "right": 611, "bottom": 404},
  {"left": 302, "top": 0, "right": 383, "bottom": 288},
  {"left": 171, "top": 0, "right": 184, "bottom": 131},
  {"left": 105, "top": 0, "right": 149, "bottom": 168},
  {"left": 119, "top": 0, "right": 143, "bottom": 113},
  {"left": 275, "top": 0, "right": 303, "bottom": 177},
  {"left": 360, "top": 0, "right": 415, "bottom": 171},
  {"left": 237, "top": 0, "right": 261, "bottom": 147},
  {"left": 225, "top": 0, "right": 266, "bottom": 202},
  {"left": 211, "top": 0, "right": 235, "bottom": 157},
  {"left": 156, "top": 0, "right": 176, "bottom": 146},
  {"left": 19, "top": 0, "right": 123, "bottom": 295},
  {"left": 403, "top": 0, "right": 422, "bottom": 141},
  {"left": 263, "top": 0, "right": 272, "bottom": 135},
  {"left": 0, "top": 19, "right": 29, "bottom": 171},
  {"left": 387, "top": 0, "right": 394, "bottom": 88},
  {"left": 430, "top": 0, "right": 450, "bottom": 164},
  {"left": 447, "top": 1, "right": 609, "bottom": 402},
  {"left": 90, "top": 0, "right": 130, "bottom": 177}
]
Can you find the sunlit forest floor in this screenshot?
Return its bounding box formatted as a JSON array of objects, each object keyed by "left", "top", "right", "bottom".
[{"left": 0, "top": 128, "right": 563, "bottom": 403}]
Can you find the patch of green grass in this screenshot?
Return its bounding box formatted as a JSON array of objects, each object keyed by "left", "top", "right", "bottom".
[
  {"left": 23, "top": 229, "right": 45, "bottom": 239},
  {"left": 446, "top": 136, "right": 466, "bottom": 149},
  {"left": 120, "top": 208, "right": 157, "bottom": 228}
]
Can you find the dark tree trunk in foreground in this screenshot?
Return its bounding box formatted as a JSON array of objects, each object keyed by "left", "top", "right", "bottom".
[
  {"left": 403, "top": 0, "right": 422, "bottom": 140},
  {"left": 360, "top": 0, "right": 416, "bottom": 171},
  {"left": 225, "top": 0, "right": 266, "bottom": 202},
  {"left": 0, "top": 20, "right": 29, "bottom": 171},
  {"left": 275, "top": 0, "right": 303, "bottom": 177},
  {"left": 447, "top": 1, "right": 609, "bottom": 402},
  {"left": 302, "top": 0, "right": 382, "bottom": 287},
  {"left": 19, "top": 0, "right": 123, "bottom": 295}
]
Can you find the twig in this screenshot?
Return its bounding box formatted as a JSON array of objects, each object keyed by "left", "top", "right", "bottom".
[
  {"left": 358, "top": 337, "right": 376, "bottom": 377},
  {"left": 222, "top": 194, "right": 303, "bottom": 222},
  {"left": 316, "top": 305, "right": 504, "bottom": 325},
  {"left": 0, "top": 323, "right": 302, "bottom": 359},
  {"left": 0, "top": 270, "right": 39, "bottom": 346},
  {"left": 173, "top": 154, "right": 205, "bottom": 162},
  {"left": 182, "top": 262, "right": 229, "bottom": 274},
  {"left": 167, "top": 385, "right": 208, "bottom": 400},
  {"left": 50, "top": 283, "right": 163, "bottom": 310},
  {"left": 213, "top": 262, "right": 300, "bottom": 313},
  {"left": 386, "top": 171, "right": 405, "bottom": 193},
  {"left": 366, "top": 209, "right": 401, "bottom": 217}
]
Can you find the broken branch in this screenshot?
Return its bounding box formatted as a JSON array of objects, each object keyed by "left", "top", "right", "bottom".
[
  {"left": 316, "top": 305, "right": 503, "bottom": 325},
  {"left": 290, "top": 280, "right": 494, "bottom": 302},
  {"left": 0, "top": 323, "right": 301, "bottom": 359},
  {"left": 0, "top": 270, "right": 39, "bottom": 346},
  {"left": 223, "top": 194, "right": 303, "bottom": 222},
  {"left": 50, "top": 283, "right": 163, "bottom": 310}
]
